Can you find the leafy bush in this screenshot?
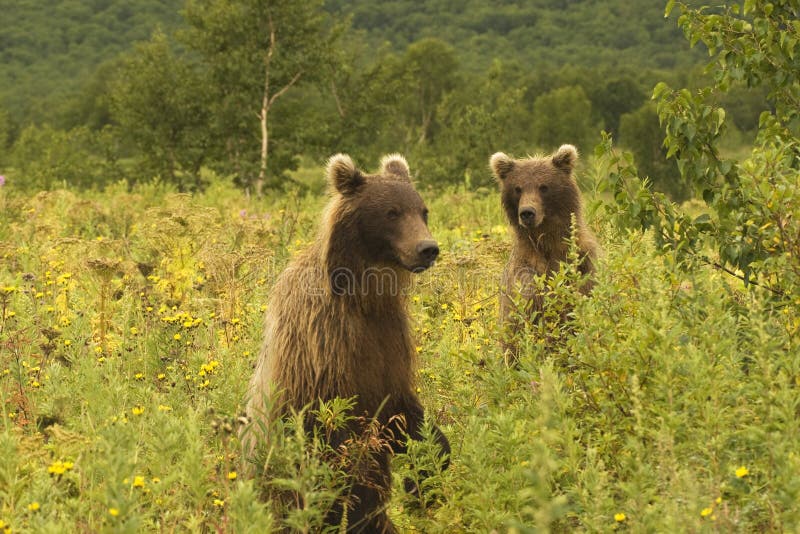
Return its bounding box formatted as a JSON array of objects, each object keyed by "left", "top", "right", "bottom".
[{"left": 598, "top": 0, "right": 800, "bottom": 302}]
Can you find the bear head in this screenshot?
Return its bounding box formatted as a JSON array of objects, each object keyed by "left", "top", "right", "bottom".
[
  {"left": 490, "top": 144, "right": 581, "bottom": 235},
  {"left": 325, "top": 153, "right": 439, "bottom": 273}
]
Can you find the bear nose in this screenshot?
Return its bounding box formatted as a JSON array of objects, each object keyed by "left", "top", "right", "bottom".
[
  {"left": 416, "top": 240, "right": 440, "bottom": 263},
  {"left": 519, "top": 207, "right": 536, "bottom": 223}
]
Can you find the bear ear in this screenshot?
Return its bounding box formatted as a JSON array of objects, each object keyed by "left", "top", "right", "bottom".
[
  {"left": 380, "top": 153, "right": 411, "bottom": 181},
  {"left": 327, "top": 153, "right": 365, "bottom": 195},
  {"left": 552, "top": 144, "right": 578, "bottom": 170},
  {"left": 490, "top": 152, "right": 515, "bottom": 181}
]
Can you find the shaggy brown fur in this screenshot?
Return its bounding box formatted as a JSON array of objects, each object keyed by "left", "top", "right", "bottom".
[
  {"left": 491, "top": 144, "right": 599, "bottom": 362},
  {"left": 244, "top": 154, "right": 449, "bottom": 533}
]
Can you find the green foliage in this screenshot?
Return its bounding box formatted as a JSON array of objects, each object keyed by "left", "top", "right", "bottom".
[
  {"left": 324, "top": 0, "right": 700, "bottom": 71},
  {"left": 599, "top": 0, "right": 800, "bottom": 302},
  {"left": 618, "top": 103, "right": 687, "bottom": 201},
  {"left": 182, "top": 0, "right": 340, "bottom": 191},
  {"left": 1, "top": 178, "right": 800, "bottom": 531},
  {"left": 531, "top": 85, "right": 599, "bottom": 155},
  {"left": 6, "top": 125, "right": 111, "bottom": 191},
  {"left": 108, "top": 31, "right": 211, "bottom": 191},
  {"left": 0, "top": 0, "right": 184, "bottom": 127}
]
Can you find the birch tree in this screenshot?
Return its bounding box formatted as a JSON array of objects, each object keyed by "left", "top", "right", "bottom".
[{"left": 184, "top": 0, "right": 334, "bottom": 194}]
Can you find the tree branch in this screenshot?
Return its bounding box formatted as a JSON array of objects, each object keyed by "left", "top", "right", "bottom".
[{"left": 267, "top": 71, "right": 304, "bottom": 108}]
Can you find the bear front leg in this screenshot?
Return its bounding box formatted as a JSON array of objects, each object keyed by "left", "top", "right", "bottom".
[{"left": 389, "top": 397, "right": 450, "bottom": 499}]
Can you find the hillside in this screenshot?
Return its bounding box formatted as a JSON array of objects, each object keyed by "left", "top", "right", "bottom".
[
  {"left": 325, "top": 0, "right": 702, "bottom": 71},
  {"left": 0, "top": 0, "right": 701, "bottom": 128},
  {"left": 0, "top": 0, "right": 183, "bottom": 125}
]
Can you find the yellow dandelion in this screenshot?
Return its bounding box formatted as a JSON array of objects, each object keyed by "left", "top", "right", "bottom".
[
  {"left": 614, "top": 512, "right": 626, "bottom": 522},
  {"left": 227, "top": 471, "right": 237, "bottom": 480},
  {"left": 27, "top": 502, "right": 40, "bottom": 512},
  {"left": 130, "top": 327, "right": 139, "bottom": 335},
  {"left": 735, "top": 465, "right": 749, "bottom": 478},
  {"left": 132, "top": 476, "right": 146, "bottom": 489},
  {"left": 213, "top": 499, "right": 225, "bottom": 507},
  {"left": 108, "top": 507, "right": 120, "bottom": 517},
  {"left": 131, "top": 406, "right": 145, "bottom": 416},
  {"left": 157, "top": 405, "right": 172, "bottom": 412},
  {"left": 173, "top": 333, "right": 181, "bottom": 341},
  {"left": 64, "top": 339, "right": 72, "bottom": 346},
  {"left": 700, "top": 507, "right": 713, "bottom": 517}
]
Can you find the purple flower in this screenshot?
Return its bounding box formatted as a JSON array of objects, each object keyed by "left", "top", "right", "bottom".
[
  {"left": 239, "top": 209, "right": 247, "bottom": 218},
  {"left": 0, "top": 175, "right": 5, "bottom": 187}
]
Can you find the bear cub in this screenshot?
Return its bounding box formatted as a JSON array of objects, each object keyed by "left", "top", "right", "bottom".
[{"left": 490, "top": 144, "right": 599, "bottom": 362}]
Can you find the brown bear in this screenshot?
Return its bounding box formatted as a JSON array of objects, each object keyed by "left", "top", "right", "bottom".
[
  {"left": 490, "top": 144, "right": 598, "bottom": 362},
  {"left": 243, "top": 153, "right": 449, "bottom": 533}
]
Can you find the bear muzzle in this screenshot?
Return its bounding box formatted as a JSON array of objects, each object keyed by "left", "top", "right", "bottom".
[
  {"left": 518, "top": 206, "right": 538, "bottom": 228},
  {"left": 411, "top": 240, "right": 439, "bottom": 271}
]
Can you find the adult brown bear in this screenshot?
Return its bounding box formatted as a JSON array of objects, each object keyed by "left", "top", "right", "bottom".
[
  {"left": 243, "top": 153, "right": 449, "bottom": 533},
  {"left": 491, "top": 145, "right": 599, "bottom": 363}
]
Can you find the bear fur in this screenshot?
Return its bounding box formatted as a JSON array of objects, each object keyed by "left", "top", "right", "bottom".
[
  {"left": 243, "top": 153, "right": 449, "bottom": 533},
  {"left": 490, "top": 144, "right": 598, "bottom": 361}
]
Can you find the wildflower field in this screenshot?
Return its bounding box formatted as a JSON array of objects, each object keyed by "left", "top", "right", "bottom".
[{"left": 1, "top": 169, "right": 799, "bottom": 533}]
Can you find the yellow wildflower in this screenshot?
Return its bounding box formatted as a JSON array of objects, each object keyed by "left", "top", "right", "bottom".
[
  {"left": 132, "top": 476, "right": 146, "bottom": 489},
  {"left": 27, "top": 502, "right": 40, "bottom": 512},
  {"left": 700, "top": 507, "right": 712, "bottom": 517},
  {"left": 735, "top": 465, "right": 749, "bottom": 478},
  {"left": 47, "top": 460, "right": 74, "bottom": 475},
  {"left": 614, "top": 512, "right": 626, "bottom": 522},
  {"left": 227, "top": 471, "right": 237, "bottom": 480},
  {"left": 108, "top": 508, "right": 120, "bottom": 517}
]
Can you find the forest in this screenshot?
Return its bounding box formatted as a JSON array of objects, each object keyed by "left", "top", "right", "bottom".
[
  {"left": 1, "top": 0, "right": 799, "bottom": 532},
  {"left": 1, "top": 0, "right": 717, "bottom": 197}
]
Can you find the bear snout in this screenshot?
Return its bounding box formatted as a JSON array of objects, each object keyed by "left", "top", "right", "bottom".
[
  {"left": 416, "top": 240, "right": 440, "bottom": 266},
  {"left": 518, "top": 206, "right": 537, "bottom": 227}
]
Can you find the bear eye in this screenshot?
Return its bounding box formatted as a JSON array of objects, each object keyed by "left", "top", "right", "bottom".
[
  {"left": 387, "top": 208, "right": 401, "bottom": 220},
  {"left": 422, "top": 208, "right": 429, "bottom": 224},
  {"left": 514, "top": 186, "right": 522, "bottom": 194},
  {"left": 539, "top": 185, "right": 549, "bottom": 193}
]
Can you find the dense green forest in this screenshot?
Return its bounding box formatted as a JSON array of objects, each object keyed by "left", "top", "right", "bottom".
[
  {"left": 0, "top": 0, "right": 184, "bottom": 126},
  {"left": 0, "top": 0, "right": 716, "bottom": 197},
  {"left": 326, "top": 0, "right": 700, "bottom": 70}
]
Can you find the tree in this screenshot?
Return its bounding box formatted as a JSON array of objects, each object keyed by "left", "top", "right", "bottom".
[
  {"left": 401, "top": 38, "right": 459, "bottom": 145},
  {"left": 108, "top": 31, "right": 211, "bottom": 190},
  {"left": 183, "top": 0, "right": 337, "bottom": 194},
  {"left": 599, "top": 0, "right": 800, "bottom": 299},
  {"left": 619, "top": 103, "right": 686, "bottom": 201},
  {"left": 531, "top": 85, "right": 598, "bottom": 154},
  {"left": 8, "top": 124, "right": 104, "bottom": 191},
  {"left": 427, "top": 60, "right": 530, "bottom": 186},
  {"left": 588, "top": 76, "right": 648, "bottom": 139}
]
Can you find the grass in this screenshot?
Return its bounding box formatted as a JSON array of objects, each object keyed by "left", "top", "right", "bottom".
[{"left": 0, "top": 171, "right": 798, "bottom": 532}]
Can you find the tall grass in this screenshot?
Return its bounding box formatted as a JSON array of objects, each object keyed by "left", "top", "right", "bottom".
[{"left": 0, "top": 174, "right": 798, "bottom": 532}]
